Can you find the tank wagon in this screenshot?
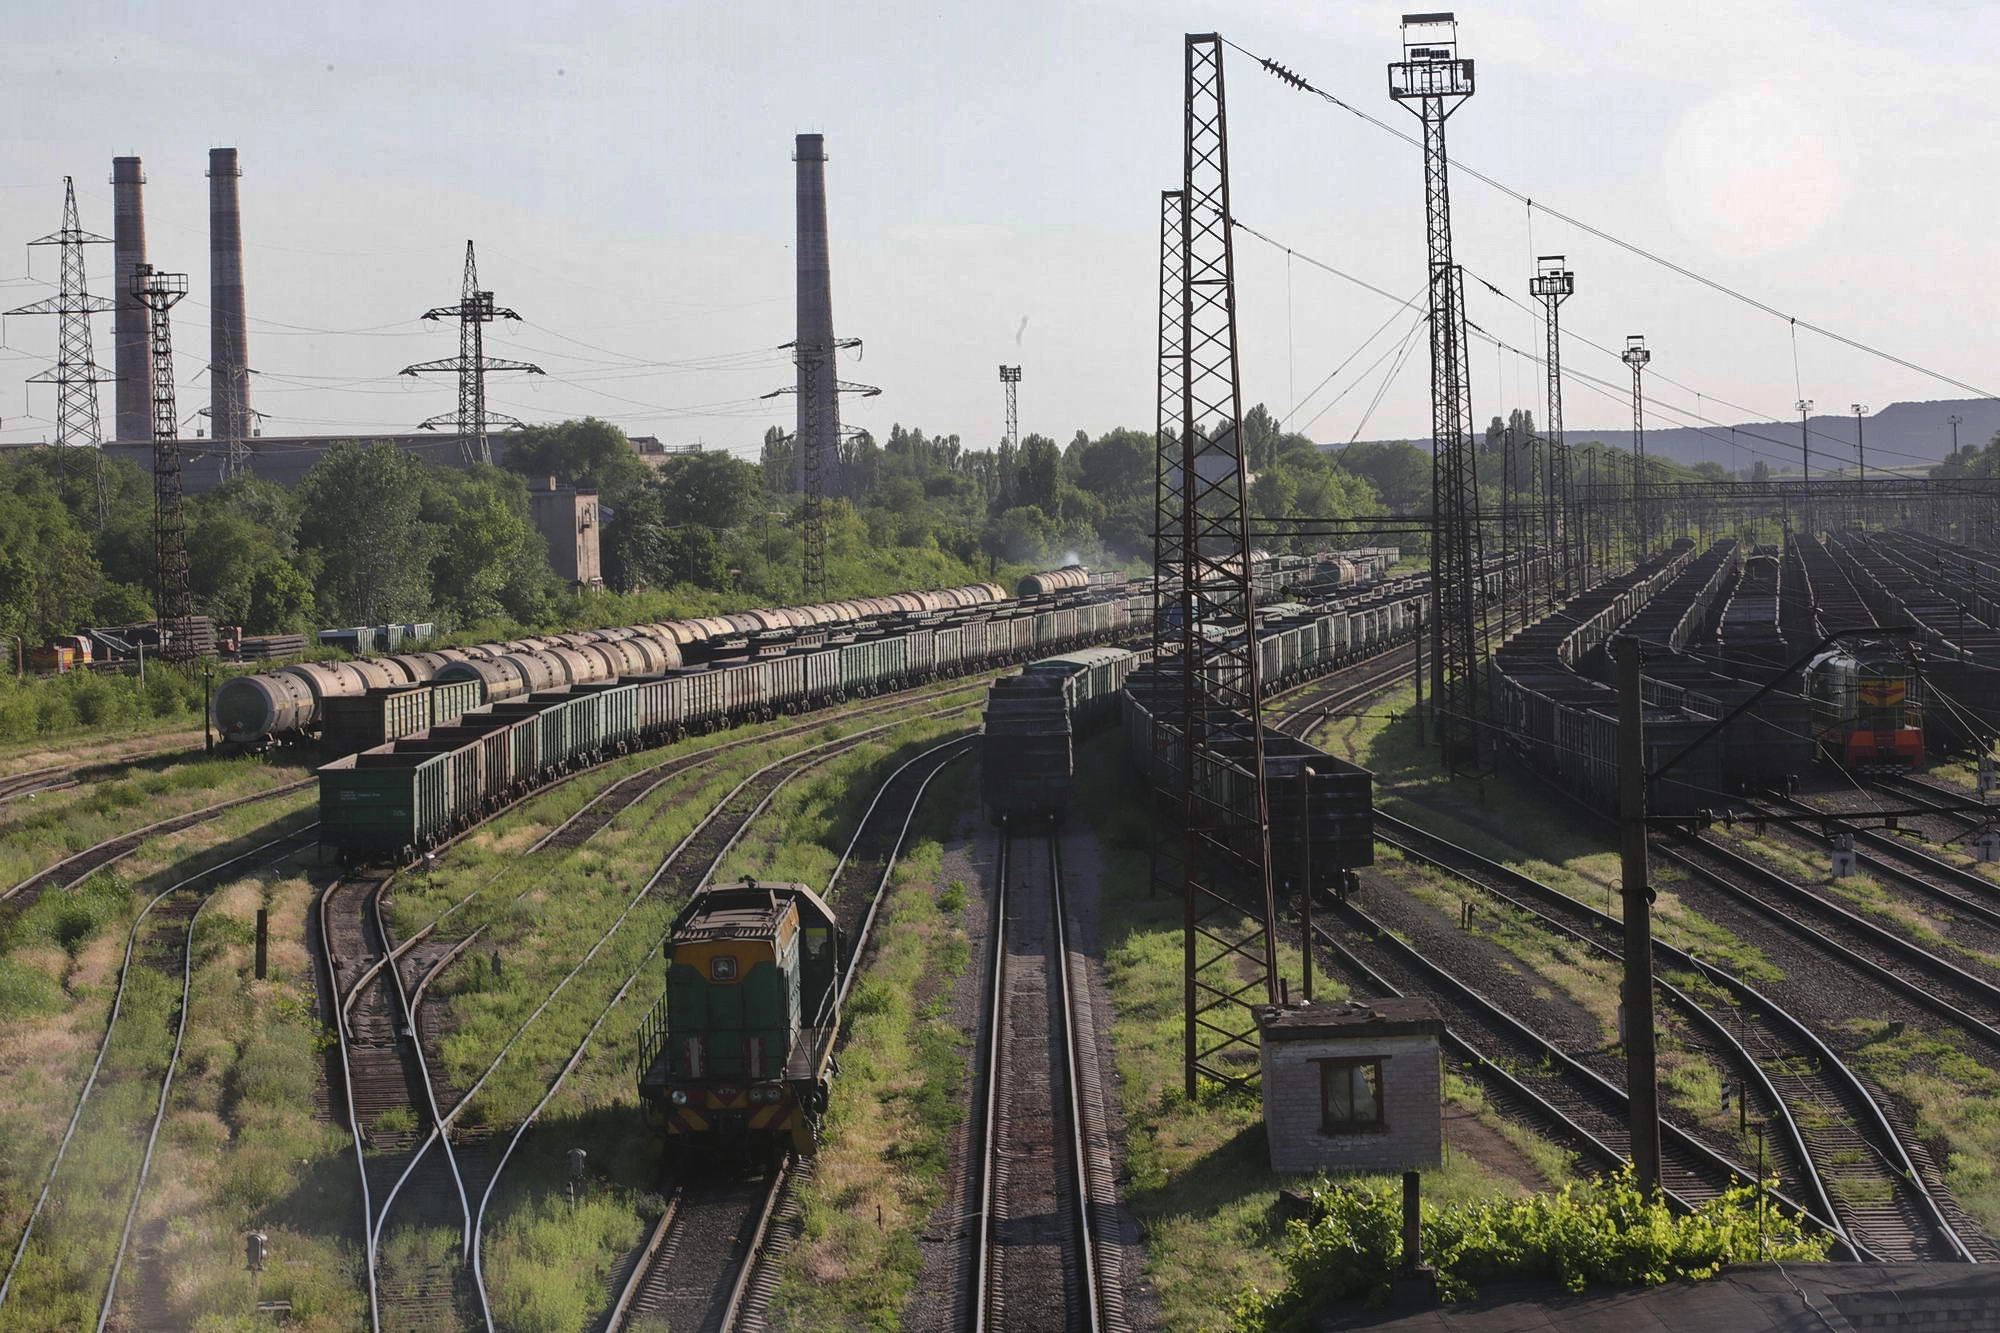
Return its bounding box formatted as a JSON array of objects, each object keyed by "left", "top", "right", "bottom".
[
  {"left": 982, "top": 646, "right": 1139, "bottom": 822},
  {"left": 219, "top": 578, "right": 1048, "bottom": 753},
  {"left": 636, "top": 878, "right": 841, "bottom": 1160}
]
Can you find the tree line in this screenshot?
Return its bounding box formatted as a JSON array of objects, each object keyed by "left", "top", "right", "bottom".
[{"left": 0, "top": 406, "right": 1753, "bottom": 647}]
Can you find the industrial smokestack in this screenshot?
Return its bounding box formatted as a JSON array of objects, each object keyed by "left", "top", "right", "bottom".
[
  {"left": 111, "top": 156, "right": 151, "bottom": 441},
  {"left": 207, "top": 147, "right": 252, "bottom": 461},
  {"left": 794, "top": 133, "right": 839, "bottom": 494}
]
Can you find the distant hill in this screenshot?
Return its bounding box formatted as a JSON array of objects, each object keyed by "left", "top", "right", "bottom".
[{"left": 1360, "top": 398, "right": 2000, "bottom": 475}]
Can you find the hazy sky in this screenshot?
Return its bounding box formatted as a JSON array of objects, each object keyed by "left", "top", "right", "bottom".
[{"left": 1, "top": 1, "right": 1992, "bottom": 469}]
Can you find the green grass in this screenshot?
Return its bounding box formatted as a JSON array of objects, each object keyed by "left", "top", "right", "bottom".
[
  {"left": 474, "top": 717, "right": 980, "bottom": 1331},
  {"left": 772, "top": 831, "right": 973, "bottom": 1329},
  {"left": 1068, "top": 736, "right": 1556, "bottom": 1332},
  {"left": 1839, "top": 1018, "right": 2000, "bottom": 1234}
]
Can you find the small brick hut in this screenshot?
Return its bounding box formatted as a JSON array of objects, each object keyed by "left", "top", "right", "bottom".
[{"left": 1256, "top": 997, "right": 1443, "bottom": 1175}]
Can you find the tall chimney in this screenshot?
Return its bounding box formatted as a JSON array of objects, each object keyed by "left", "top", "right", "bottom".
[
  {"left": 794, "top": 133, "right": 839, "bottom": 494},
  {"left": 111, "top": 156, "right": 151, "bottom": 441},
  {"left": 207, "top": 147, "right": 252, "bottom": 454}
]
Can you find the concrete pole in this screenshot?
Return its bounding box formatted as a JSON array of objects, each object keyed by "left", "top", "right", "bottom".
[{"left": 1615, "top": 634, "right": 1661, "bottom": 1196}]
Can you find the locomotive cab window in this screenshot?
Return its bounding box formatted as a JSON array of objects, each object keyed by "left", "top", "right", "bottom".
[
  {"left": 709, "top": 955, "right": 738, "bottom": 981},
  {"left": 1318, "top": 1057, "right": 1384, "bottom": 1133}
]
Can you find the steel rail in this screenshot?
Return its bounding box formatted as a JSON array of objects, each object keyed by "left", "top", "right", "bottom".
[{"left": 0, "top": 827, "right": 317, "bottom": 1316}]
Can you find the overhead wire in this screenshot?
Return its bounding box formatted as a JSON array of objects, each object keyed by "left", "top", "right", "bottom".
[{"left": 1223, "top": 34, "right": 2000, "bottom": 403}]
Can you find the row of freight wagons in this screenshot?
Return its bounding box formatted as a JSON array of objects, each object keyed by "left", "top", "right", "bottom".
[
  {"left": 981, "top": 646, "right": 1141, "bottom": 821},
  {"left": 320, "top": 593, "right": 1143, "bottom": 860}
]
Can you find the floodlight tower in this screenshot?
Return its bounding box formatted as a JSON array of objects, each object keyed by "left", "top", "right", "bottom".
[
  {"left": 1796, "top": 398, "right": 1814, "bottom": 535},
  {"left": 999, "top": 365, "right": 1021, "bottom": 449},
  {"left": 1622, "top": 335, "right": 1651, "bottom": 558},
  {"left": 1852, "top": 403, "right": 1869, "bottom": 528},
  {"left": 1530, "top": 257, "right": 1575, "bottom": 594},
  {"left": 131, "top": 264, "right": 194, "bottom": 659},
  {"left": 1389, "top": 11, "right": 1483, "bottom": 771}
]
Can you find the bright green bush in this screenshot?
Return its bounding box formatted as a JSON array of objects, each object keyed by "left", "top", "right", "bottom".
[{"left": 1234, "top": 1168, "right": 1831, "bottom": 1329}]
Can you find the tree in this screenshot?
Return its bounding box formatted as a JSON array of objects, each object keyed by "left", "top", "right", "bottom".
[
  {"left": 423, "top": 466, "right": 555, "bottom": 625},
  {"left": 652, "top": 451, "right": 763, "bottom": 530},
  {"left": 296, "top": 443, "right": 435, "bottom": 625},
  {"left": 246, "top": 559, "right": 316, "bottom": 634},
  {"left": 502, "top": 417, "right": 649, "bottom": 497}
]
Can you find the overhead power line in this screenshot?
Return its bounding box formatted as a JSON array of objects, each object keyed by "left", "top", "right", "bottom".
[{"left": 1228, "top": 35, "right": 2000, "bottom": 403}]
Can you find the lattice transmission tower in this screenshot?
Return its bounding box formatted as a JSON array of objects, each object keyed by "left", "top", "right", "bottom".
[
  {"left": 1623, "top": 335, "right": 1651, "bottom": 557},
  {"left": 761, "top": 338, "right": 877, "bottom": 603},
  {"left": 1530, "top": 256, "right": 1576, "bottom": 594},
  {"left": 401, "top": 241, "right": 543, "bottom": 465},
  {"left": 999, "top": 364, "right": 1021, "bottom": 449},
  {"left": 1390, "top": 13, "right": 1484, "bottom": 772},
  {"left": 8, "top": 177, "right": 114, "bottom": 521},
  {"left": 131, "top": 265, "right": 195, "bottom": 659},
  {"left": 1170, "top": 33, "right": 1279, "bottom": 1096}
]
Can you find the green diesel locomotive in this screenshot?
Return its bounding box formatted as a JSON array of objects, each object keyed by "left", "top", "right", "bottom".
[{"left": 636, "top": 879, "right": 842, "bottom": 1160}]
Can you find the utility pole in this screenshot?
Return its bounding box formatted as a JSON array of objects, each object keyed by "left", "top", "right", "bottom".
[
  {"left": 1176, "top": 33, "right": 1279, "bottom": 1095},
  {"left": 131, "top": 264, "right": 194, "bottom": 660},
  {"left": 1614, "top": 634, "right": 1661, "bottom": 1196},
  {"left": 8, "top": 178, "right": 114, "bottom": 524},
  {"left": 401, "top": 241, "right": 543, "bottom": 465},
  {"left": 1530, "top": 257, "right": 1574, "bottom": 599},
  {"left": 1390, "top": 11, "right": 1483, "bottom": 773},
  {"left": 1622, "top": 336, "right": 1651, "bottom": 557},
  {"left": 999, "top": 365, "right": 1022, "bottom": 450}
]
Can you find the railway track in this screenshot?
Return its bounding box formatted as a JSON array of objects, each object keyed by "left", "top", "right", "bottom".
[
  {"left": 0, "top": 776, "right": 315, "bottom": 909},
  {"left": 0, "top": 827, "right": 319, "bottom": 1324},
  {"left": 964, "top": 826, "right": 1112, "bottom": 1333},
  {"left": 596, "top": 738, "right": 976, "bottom": 1333},
  {"left": 334, "top": 707, "right": 979, "bottom": 1330},
  {"left": 1366, "top": 813, "right": 1974, "bottom": 1259},
  {"left": 1267, "top": 645, "right": 1418, "bottom": 738},
  {"left": 0, "top": 738, "right": 198, "bottom": 805}
]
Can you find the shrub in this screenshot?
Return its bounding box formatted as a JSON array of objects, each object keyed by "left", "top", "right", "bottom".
[{"left": 1233, "top": 1168, "right": 1831, "bottom": 1330}]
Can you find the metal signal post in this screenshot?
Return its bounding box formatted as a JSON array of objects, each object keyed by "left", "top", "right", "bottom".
[
  {"left": 1176, "top": 34, "right": 1280, "bottom": 1095},
  {"left": 1390, "top": 12, "right": 1484, "bottom": 772}
]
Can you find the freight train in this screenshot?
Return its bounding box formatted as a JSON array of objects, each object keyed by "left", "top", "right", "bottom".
[
  {"left": 635, "top": 878, "right": 841, "bottom": 1160},
  {"left": 982, "top": 646, "right": 1139, "bottom": 822},
  {"left": 223, "top": 583, "right": 1017, "bottom": 754},
  {"left": 317, "top": 582, "right": 1148, "bottom": 862}
]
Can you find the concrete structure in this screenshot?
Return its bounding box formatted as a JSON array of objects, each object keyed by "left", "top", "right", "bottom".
[
  {"left": 102, "top": 433, "right": 470, "bottom": 493},
  {"left": 207, "top": 148, "right": 253, "bottom": 461},
  {"left": 1256, "top": 997, "right": 1442, "bottom": 1174},
  {"left": 529, "top": 477, "right": 603, "bottom": 589},
  {"left": 111, "top": 156, "right": 150, "bottom": 442},
  {"left": 794, "top": 132, "right": 839, "bottom": 495}
]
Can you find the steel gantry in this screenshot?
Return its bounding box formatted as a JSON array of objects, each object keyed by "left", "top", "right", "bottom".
[
  {"left": 1172, "top": 34, "right": 1281, "bottom": 1096},
  {"left": 1390, "top": 12, "right": 1484, "bottom": 771}
]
